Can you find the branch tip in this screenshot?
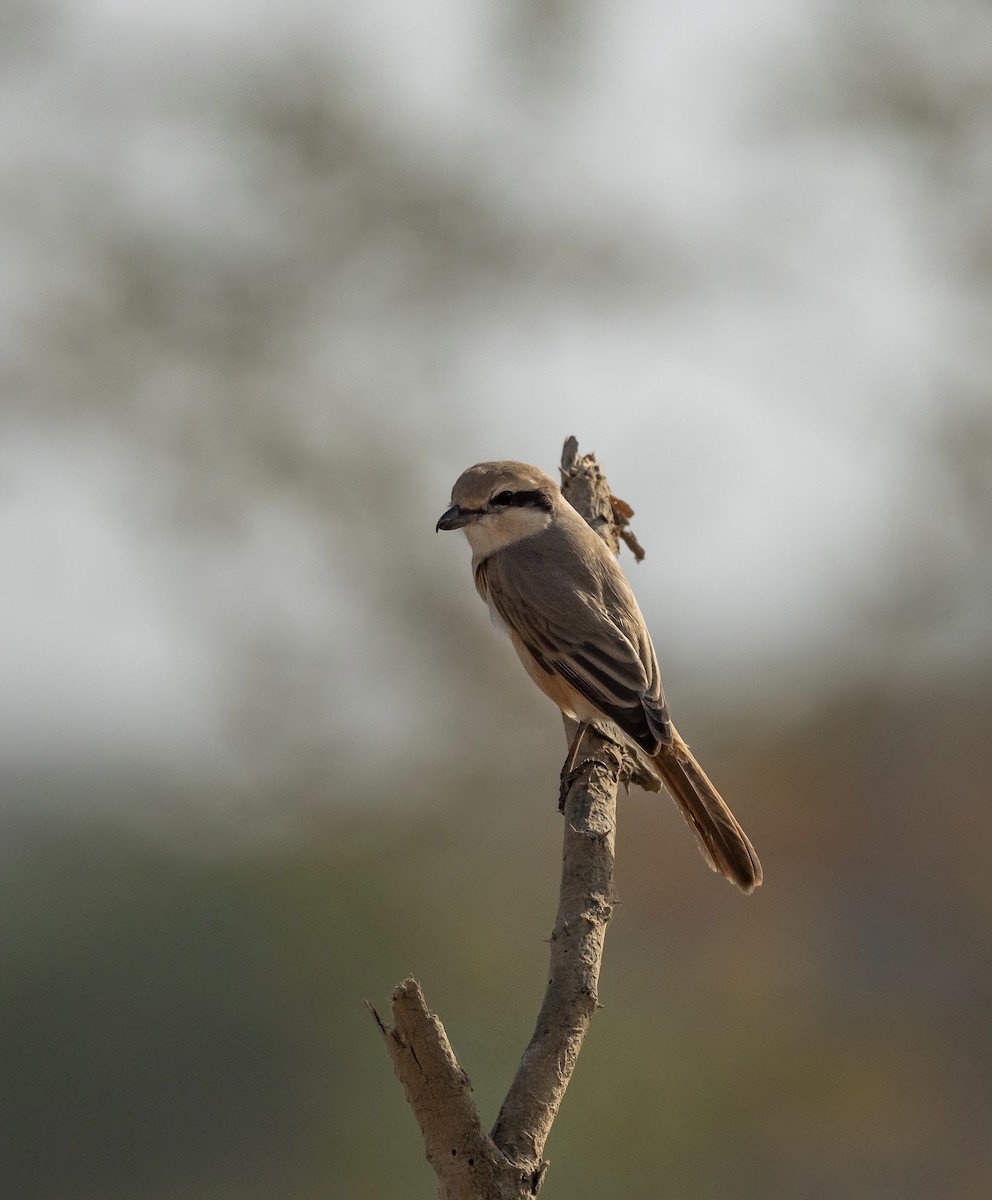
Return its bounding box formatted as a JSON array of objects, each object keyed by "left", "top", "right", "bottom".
[{"left": 365, "top": 1000, "right": 388, "bottom": 1037}]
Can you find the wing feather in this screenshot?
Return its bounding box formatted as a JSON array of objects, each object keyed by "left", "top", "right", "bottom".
[{"left": 478, "top": 525, "right": 672, "bottom": 753}]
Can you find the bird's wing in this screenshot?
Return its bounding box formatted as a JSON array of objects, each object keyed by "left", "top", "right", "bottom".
[{"left": 479, "top": 540, "right": 671, "bottom": 753}]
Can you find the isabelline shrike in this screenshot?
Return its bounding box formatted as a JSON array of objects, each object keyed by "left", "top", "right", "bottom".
[{"left": 437, "top": 460, "right": 761, "bottom": 894}]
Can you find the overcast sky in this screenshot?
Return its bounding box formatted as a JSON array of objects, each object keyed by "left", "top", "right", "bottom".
[{"left": 2, "top": 0, "right": 988, "bottom": 779}]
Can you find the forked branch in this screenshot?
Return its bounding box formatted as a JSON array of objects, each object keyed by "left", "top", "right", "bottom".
[{"left": 370, "top": 438, "right": 641, "bottom": 1198}]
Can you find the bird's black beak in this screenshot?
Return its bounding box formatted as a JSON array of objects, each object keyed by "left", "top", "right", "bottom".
[{"left": 436, "top": 504, "right": 472, "bottom": 532}]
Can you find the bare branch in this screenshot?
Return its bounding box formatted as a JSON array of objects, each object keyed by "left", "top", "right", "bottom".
[
  {"left": 559, "top": 435, "right": 621, "bottom": 553},
  {"left": 369, "top": 981, "right": 536, "bottom": 1200},
  {"left": 490, "top": 735, "right": 623, "bottom": 1166},
  {"left": 372, "top": 439, "right": 637, "bottom": 1197}
]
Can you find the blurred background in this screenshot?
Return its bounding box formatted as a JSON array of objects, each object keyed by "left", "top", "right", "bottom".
[{"left": 2, "top": 1, "right": 991, "bottom": 1197}]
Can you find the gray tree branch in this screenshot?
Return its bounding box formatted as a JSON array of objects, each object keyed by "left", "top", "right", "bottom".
[{"left": 370, "top": 439, "right": 642, "bottom": 1198}]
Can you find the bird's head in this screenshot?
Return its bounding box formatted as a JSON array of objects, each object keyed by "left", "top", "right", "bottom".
[{"left": 436, "top": 461, "right": 557, "bottom": 557}]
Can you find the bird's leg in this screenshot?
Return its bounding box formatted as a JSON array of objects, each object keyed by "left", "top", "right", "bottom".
[{"left": 558, "top": 721, "right": 590, "bottom": 812}]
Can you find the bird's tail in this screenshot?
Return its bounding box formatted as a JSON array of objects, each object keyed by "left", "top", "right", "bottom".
[{"left": 652, "top": 728, "right": 762, "bottom": 894}]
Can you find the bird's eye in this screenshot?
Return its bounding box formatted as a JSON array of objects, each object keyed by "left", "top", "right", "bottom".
[{"left": 491, "top": 490, "right": 514, "bottom": 507}]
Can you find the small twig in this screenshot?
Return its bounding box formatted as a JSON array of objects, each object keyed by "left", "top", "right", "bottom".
[
  {"left": 560, "top": 435, "right": 646, "bottom": 561},
  {"left": 559, "top": 436, "right": 620, "bottom": 553}
]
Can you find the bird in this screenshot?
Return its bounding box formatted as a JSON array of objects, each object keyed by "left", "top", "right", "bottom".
[{"left": 436, "top": 459, "right": 762, "bottom": 894}]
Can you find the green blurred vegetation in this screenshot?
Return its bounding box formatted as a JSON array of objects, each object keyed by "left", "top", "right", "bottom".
[{"left": 4, "top": 667, "right": 991, "bottom": 1198}]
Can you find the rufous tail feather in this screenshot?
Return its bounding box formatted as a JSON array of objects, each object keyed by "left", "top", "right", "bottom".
[{"left": 652, "top": 729, "right": 762, "bottom": 894}]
